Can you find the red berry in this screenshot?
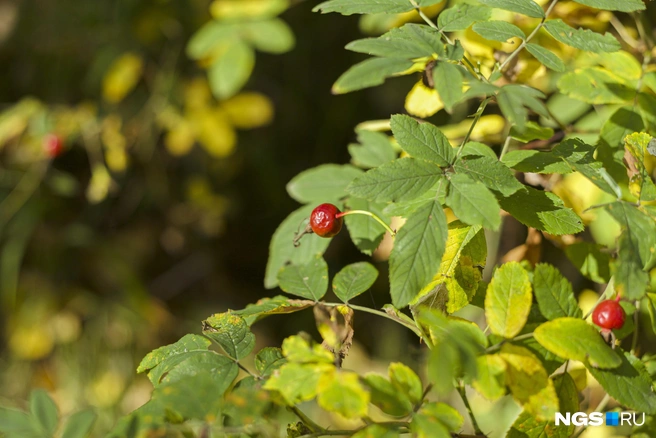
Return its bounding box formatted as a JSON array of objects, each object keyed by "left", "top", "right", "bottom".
[
  {"left": 592, "top": 299, "right": 626, "bottom": 331},
  {"left": 310, "top": 203, "right": 343, "bottom": 238},
  {"left": 43, "top": 134, "right": 64, "bottom": 158}
]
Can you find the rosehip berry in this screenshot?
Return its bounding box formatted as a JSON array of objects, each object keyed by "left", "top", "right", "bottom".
[
  {"left": 310, "top": 203, "right": 343, "bottom": 238},
  {"left": 592, "top": 298, "right": 626, "bottom": 331},
  {"left": 43, "top": 134, "right": 64, "bottom": 158}
]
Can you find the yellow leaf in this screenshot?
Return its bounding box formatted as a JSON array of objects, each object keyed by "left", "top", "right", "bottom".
[
  {"left": 101, "top": 115, "right": 129, "bottom": 172},
  {"left": 405, "top": 81, "right": 444, "bottom": 118},
  {"left": 9, "top": 326, "right": 54, "bottom": 360},
  {"left": 221, "top": 92, "right": 274, "bottom": 129},
  {"left": 551, "top": 172, "right": 604, "bottom": 223},
  {"left": 102, "top": 53, "right": 144, "bottom": 104},
  {"left": 86, "top": 164, "right": 113, "bottom": 204},
  {"left": 184, "top": 78, "right": 213, "bottom": 111},
  {"left": 165, "top": 120, "right": 196, "bottom": 156},
  {"left": 210, "top": 0, "right": 288, "bottom": 20},
  {"left": 190, "top": 109, "right": 237, "bottom": 157}
]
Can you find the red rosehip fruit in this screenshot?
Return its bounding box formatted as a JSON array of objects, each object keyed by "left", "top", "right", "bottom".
[
  {"left": 592, "top": 298, "right": 626, "bottom": 331},
  {"left": 43, "top": 134, "right": 64, "bottom": 158},
  {"left": 310, "top": 203, "right": 343, "bottom": 238}
]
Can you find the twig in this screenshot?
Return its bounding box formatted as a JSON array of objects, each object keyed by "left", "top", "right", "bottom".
[
  {"left": 453, "top": 97, "right": 493, "bottom": 163},
  {"left": 457, "top": 381, "right": 483, "bottom": 435},
  {"left": 322, "top": 302, "right": 424, "bottom": 338},
  {"left": 485, "top": 332, "right": 535, "bottom": 353}
]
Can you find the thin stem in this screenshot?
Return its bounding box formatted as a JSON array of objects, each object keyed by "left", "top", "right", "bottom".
[
  {"left": 609, "top": 15, "right": 639, "bottom": 49},
  {"left": 322, "top": 302, "right": 423, "bottom": 337},
  {"left": 336, "top": 210, "right": 396, "bottom": 237},
  {"left": 498, "top": 0, "right": 559, "bottom": 72},
  {"left": 0, "top": 161, "right": 49, "bottom": 231},
  {"left": 453, "top": 97, "right": 493, "bottom": 163},
  {"left": 583, "top": 280, "right": 613, "bottom": 320},
  {"left": 499, "top": 135, "right": 512, "bottom": 160},
  {"left": 485, "top": 332, "right": 535, "bottom": 353},
  {"left": 290, "top": 406, "right": 324, "bottom": 434},
  {"left": 237, "top": 362, "right": 260, "bottom": 379},
  {"left": 458, "top": 381, "right": 483, "bottom": 435}
]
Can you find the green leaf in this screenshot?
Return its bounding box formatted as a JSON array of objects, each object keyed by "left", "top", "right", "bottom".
[
  {"left": 477, "top": 0, "right": 544, "bottom": 18},
  {"left": 565, "top": 242, "right": 611, "bottom": 283},
  {"left": 507, "top": 372, "right": 579, "bottom": 438},
  {"left": 317, "top": 369, "right": 370, "bottom": 419},
  {"left": 509, "top": 121, "right": 555, "bottom": 143},
  {"left": 432, "top": 61, "right": 463, "bottom": 112},
  {"left": 472, "top": 354, "right": 507, "bottom": 400},
  {"left": 597, "top": 106, "right": 644, "bottom": 184},
  {"left": 411, "top": 403, "right": 464, "bottom": 438},
  {"left": 453, "top": 155, "right": 524, "bottom": 196},
  {"left": 152, "top": 373, "right": 236, "bottom": 420},
  {"left": 30, "top": 390, "right": 58, "bottom": 436},
  {"left": 282, "top": 335, "right": 334, "bottom": 364},
  {"left": 348, "top": 130, "right": 396, "bottom": 169},
  {"left": 242, "top": 19, "right": 295, "bottom": 54},
  {"left": 390, "top": 115, "right": 454, "bottom": 166},
  {"left": 363, "top": 373, "right": 413, "bottom": 416},
  {"left": 332, "top": 262, "right": 379, "bottom": 303},
  {"left": 186, "top": 22, "right": 238, "bottom": 60},
  {"left": 445, "top": 173, "right": 501, "bottom": 230},
  {"left": 525, "top": 43, "right": 565, "bottom": 72},
  {"left": 352, "top": 425, "right": 401, "bottom": 438},
  {"left": 532, "top": 263, "right": 582, "bottom": 320},
  {"left": 208, "top": 40, "right": 255, "bottom": 99},
  {"left": 286, "top": 164, "right": 362, "bottom": 204},
  {"left": 346, "top": 158, "right": 443, "bottom": 203},
  {"left": 264, "top": 362, "right": 332, "bottom": 404},
  {"left": 460, "top": 141, "right": 498, "bottom": 159},
  {"left": 255, "top": 347, "right": 286, "bottom": 377},
  {"left": 265, "top": 205, "right": 332, "bottom": 289},
  {"left": 557, "top": 67, "right": 635, "bottom": 105},
  {"left": 344, "top": 197, "right": 390, "bottom": 255},
  {"left": 472, "top": 21, "right": 525, "bottom": 42},
  {"left": 202, "top": 312, "right": 255, "bottom": 360},
  {"left": 485, "top": 262, "right": 532, "bottom": 338},
  {"left": 615, "top": 232, "right": 650, "bottom": 300},
  {"left": 389, "top": 200, "right": 447, "bottom": 308},
  {"left": 0, "top": 408, "right": 42, "bottom": 438},
  {"left": 61, "top": 410, "right": 97, "bottom": 438},
  {"left": 313, "top": 0, "right": 445, "bottom": 15},
  {"left": 586, "top": 351, "right": 656, "bottom": 414},
  {"left": 534, "top": 318, "right": 622, "bottom": 368},
  {"left": 388, "top": 362, "right": 423, "bottom": 405},
  {"left": 553, "top": 138, "right": 622, "bottom": 197},
  {"left": 571, "top": 0, "right": 645, "bottom": 12},
  {"left": 497, "top": 87, "right": 528, "bottom": 131},
  {"left": 502, "top": 150, "right": 572, "bottom": 174},
  {"left": 437, "top": 4, "right": 492, "bottom": 32},
  {"left": 625, "top": 132, "right": 656, "bottom": 202},
  {"left": 137, "top": 334, "right": 211, "bottom": 374},
  {"left": 277, "top": 255, "right": 329, "bottom": 301},
  {"left": 234, "top": 295, "right": 314, "bottom": 325},
  {"left": 346, "top": 24, "right": 443, "bottom": 59},
  {"left": 158, "top": 351, "right": 238, "bottom": 389},
  {"left": 498, "top": 186, "right": 583, "bottom": 235},
  {"left": 544, "top": 19, "right": 621, "bottom": 53},
  {"left": 333, "top": 57, "right": 413, "bottom": 94}
]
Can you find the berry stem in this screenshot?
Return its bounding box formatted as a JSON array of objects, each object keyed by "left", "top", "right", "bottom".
[{"left": 335, "top": 210, "right": 396, "bottom": 237}]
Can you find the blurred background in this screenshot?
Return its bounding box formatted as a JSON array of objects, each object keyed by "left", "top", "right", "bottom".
[{"left": 1, "top": 0, "right": 655, "bottom": 436}]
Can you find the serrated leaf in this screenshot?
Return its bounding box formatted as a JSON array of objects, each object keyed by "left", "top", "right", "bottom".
[
  {"left": 454, "top": 155, "right": 524, "bottom": 196},
  {"left": 497, "top": 87, "right": 528, "bottom": 131},
  {"left": 30, "top": 390, "right": 58, "bottom": 436},
  {"left": 347, "top": 158, "right": 443, "bottom": 203},
  {"left": 234, "top": 295, "right": 314, "bottom": 325},
  {"left": 158, "top": 351, "right": 238, "bottom": 389},
  {"left": 446, "top": 173, "right": 501, "bottom": 230},
  {"left": 346, "top": 24, "right": 443, "bottom": 58},
  {"left": 477, "top": 0, "right": 544, "bottom": 18},
  {"left": 502, "top": 150, "right": 572, "bottom": 174},
  {"left": 317, "top": 369, "right": 370, "bottom": 419},
  {"left": 208, "top": 40, "right": 255, "bottom": 99},
  {"left": 333, "top": 57, "right": 414, "bottom": 94},
  {"left": 263, "top": 362, "right": 332, "bottom": 405},
  {"left": 534, "top": 318, "right": 622, "bottom": 368},
  {"left": 255, "top": 347, "right": 286, "bottom": 377},
  {"left": 564, "top": 242, "right": 611, "bottom": 283},
  {"left": 61, "top": 409, "right": 97, "bottom": 438},
  {"left": 388, "top": 362, "right": 423, "bottom": 405},
  {"left": 557, "top": 67, "right": 635, "bottom": 105},
  {"left": 313, "top": 0, "right": 445, "bottom": 15},
  {"left": 332, "top": 262, "right": 379, "bottom": 303},
  {"left": 586, "top": 351, "right": 656, "bottom": 414},
  {"left": 344, "top": 197, "right": 390, "bottom": 255},
  {"left": 286, "top": 164, "right": 362, "bottom": 203},
  {"left": 597, "top": 106, "right": 644, "bottom": 185},
  {"left": 348, "top": 130, "right": 396, "bottom": 169},
  {"left": 572, "top": 0, "right": 645, "bottom": 12},
  {"left": 277, "top": 255, "right": 329, "bottom": 301},
  {"left": 265, "top": 205, "right": 331, "bottom": 289},
  {"left": 525, "top": 43, "right": 565, "bottom": 72},
  {"left": 389, "top": 200, "right": 447, "bottom": 308},
  {"left": 472, "top": 21, "right": 525, "bottom": 42},
  {"left": 363, "top": 373, "right": 413, "bottom": 416},
  {"left": 499, "top": 186, "right": 583, "bottom": 235},
  {"left": 544, "top": 19, "right": 620, "bottom": 53},
  {"left": 485, "top": 262, "right": 532, "bottom": 338},
  {"left": 137, "top": 334, "right": 211, "bottom": 374},
  {"left": 202, "top": 312, "right": 255, "bottom": 360},
  {"left": 390, "top": 115, "right": 454, "bottom": 166},
  {"left": 615, "top": 232, "right": 650, "bottom": 300},
  {"left": 533, "top": 263, "right": 582, "bottom": 320},
  {"left": 432, "top": 61, "right": 463, "bottom": 112},
  {"left": 438, "top": 4, "right": 492, "bottom": 32}
]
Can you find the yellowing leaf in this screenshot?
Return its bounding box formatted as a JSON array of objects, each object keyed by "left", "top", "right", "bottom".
[
  {"left": 210, "top": 0, "right": 288, "bottom": 20},
  {"left": 221, "top": 92, "right": 274, "bottom": 129},
  {"left": 485, "top": 262, "right": 532, "bottom": 338},
  {"left": 190, "top": 109, "right": 237, "bottom": 157},
  {"left": 405, "top": 81, "right": 444, "bottom": 118},
  {"left": 165, "top": 121, "right": 196, "bottom": 156},
  {"left": 86, "top": 164, "right": 113, "bottom": 204},
  {"left": 317, "top": 369, "right": 370, "bottom": 419},
  {"left": 264, "top": 362, "right": 332, "bottom": 404},
  {"left": 184, "top": 78, "right": 214, "bottom": 111},
  {"left": 472, "top": 354, "right": 507, "bottom": 400},
  {"left": 102, "top": 53, "right": 144, "bottom": 104}
]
